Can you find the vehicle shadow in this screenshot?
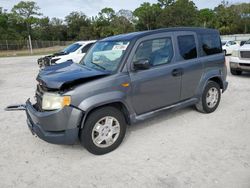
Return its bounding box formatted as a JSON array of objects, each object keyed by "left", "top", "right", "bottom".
[
  {"left": 231, "top": 72, "right": 250, "bottom": 78},
  {"left": 240, "top": 72, "right": 250, "bottom": 77},
  {"left": 125, "top": 106, "right": 195, "bottom": 140},
  {"left": 59, "top": 106, "right": 196, "bottom": 154}
]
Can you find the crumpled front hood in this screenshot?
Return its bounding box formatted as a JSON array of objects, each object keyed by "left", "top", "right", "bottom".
[{"left": 37, "top": 61, "right": 110, "bottom": 90}]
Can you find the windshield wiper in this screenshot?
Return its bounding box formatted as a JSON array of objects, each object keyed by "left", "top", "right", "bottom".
[{"left": 90, "top": 62, "right": 106, "bottom": 70}]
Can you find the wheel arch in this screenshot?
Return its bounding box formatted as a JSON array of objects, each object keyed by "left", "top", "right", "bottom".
[
  {"left": 80, "top": 101, "right": 131, "bottom": 129},
  {"left": 196, "top": 71, "right": 224, "bottom": 97},
  {"left": 208, "top": 76, "right": 224, "bottom": 89}
]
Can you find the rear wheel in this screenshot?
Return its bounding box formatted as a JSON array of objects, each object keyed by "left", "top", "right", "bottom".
[
  {"left": 196, "top": 81, "right": 221, "bottom": 113},
  {"left": 80, "top": 106, "right": 127, "bottom": 155},
  {"left": 230, "top": 69, "right": 242, "bottom": 75}
]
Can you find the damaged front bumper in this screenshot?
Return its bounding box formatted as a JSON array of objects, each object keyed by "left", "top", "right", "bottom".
[{"left": 25, "top": 99, "right": 83, "bottom": 145}]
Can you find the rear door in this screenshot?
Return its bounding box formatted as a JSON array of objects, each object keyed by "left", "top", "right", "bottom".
[{"left": 175, "top": 32, "right": 203, "bottom": 100}]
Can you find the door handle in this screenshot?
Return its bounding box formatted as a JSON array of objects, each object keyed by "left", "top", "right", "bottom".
[{"left": 172, "top": 68, "right": 183, "bottom": 77}]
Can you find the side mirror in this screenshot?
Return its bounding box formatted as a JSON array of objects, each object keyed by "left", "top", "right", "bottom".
[{"left": 134, "top": 59, "right": 151, "bottom": 70}]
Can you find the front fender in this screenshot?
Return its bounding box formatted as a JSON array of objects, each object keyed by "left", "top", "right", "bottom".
[
  {"left": 78, "top": 91, "right": 128, "bottom": 112},
  {"left": 77, "top": 91, "right": 130, "bottom": 128}
]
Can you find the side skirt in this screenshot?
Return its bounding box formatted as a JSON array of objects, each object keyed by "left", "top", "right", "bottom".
[{"left": 132, "top": 98, "right": 199, "bottom": 123}]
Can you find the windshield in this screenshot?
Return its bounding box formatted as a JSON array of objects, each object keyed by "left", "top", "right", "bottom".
[
  {"left": 80, "top": 41, "right": 130, "bottom": 72},
  {"left": 62, "top": 43, "right": 82, "bottom": 54},
  {"left": 245, "top": 39, "right": 250, "bottom": 44}
]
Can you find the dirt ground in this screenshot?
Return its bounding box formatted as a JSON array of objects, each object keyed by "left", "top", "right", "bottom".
[{"left": 0, "top": 56, "right": 249, "bottom": 188}]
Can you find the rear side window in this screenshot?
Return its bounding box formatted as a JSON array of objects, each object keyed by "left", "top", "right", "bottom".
[
  {"left": 200, "top": 34, "right": 222, "bottom": 56},
  {"left": 177, "top": 35, "right": 197, "bottom": 60}
]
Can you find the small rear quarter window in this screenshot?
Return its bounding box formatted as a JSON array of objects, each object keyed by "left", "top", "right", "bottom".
[{"left": 200, "top": 33, "right": 222, "bottom": 56}]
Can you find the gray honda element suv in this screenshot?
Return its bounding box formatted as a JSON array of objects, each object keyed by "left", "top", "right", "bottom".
[{"left": 25, "top": 28, "right": 228, "bottom": 155}]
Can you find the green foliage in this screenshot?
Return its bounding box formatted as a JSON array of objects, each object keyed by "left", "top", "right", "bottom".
[
  {"left": 158, "top": 0, "right": 198, "bottom": 27},
  {"left": 0, "top": 0, "right": 250, "bottom": 41},
  {"left": 157, "top": 0, "right": 175, "bottom": 8},
  {"left": 65, "top": 11, "right": 91, "bottom": 40},
  {"left": 198, "top": 9, "right": 215, "bottom": 28},
  {"left": 11, "top": 1, "right": 41, "bottom": 19},
  {"left": 11, "top": 1, "right": 41, "bottom": 35},
  {"left": 134, "top": 3, "right": 162, "bottom": 30}
]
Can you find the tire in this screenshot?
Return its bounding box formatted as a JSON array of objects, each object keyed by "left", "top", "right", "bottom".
[
  {"left": 195, "top": 81, "right": 221, "bottom": 113},
  {"left": 223, "top": 50, "right": 227, "bottom": 56},
  {"left": 80, "top": 106, "right": 127, "bottom": 155},
  {"left": 230, "top": 69, "right": 242, "bottom": 75}
]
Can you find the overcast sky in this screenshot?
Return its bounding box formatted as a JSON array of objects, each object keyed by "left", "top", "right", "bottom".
[{"left": 0, "top": 0, "right": 246, "bottom": 19}]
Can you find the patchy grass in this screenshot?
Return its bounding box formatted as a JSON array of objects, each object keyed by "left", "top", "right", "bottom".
[{"left": 0, "top": 46, "right": 66, "bottom": 57}]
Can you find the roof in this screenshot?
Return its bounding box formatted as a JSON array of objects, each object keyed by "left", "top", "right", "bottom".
[
  {"left": 101, "top": 27, "right": 219, "bottom": 42},
  {"left": 75, "top": 40, "right": 97, "bottom": 44}
]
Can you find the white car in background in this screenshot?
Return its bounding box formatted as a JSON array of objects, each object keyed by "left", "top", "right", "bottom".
[
  {"left": 38, "top": 40, "right": 96, "bottom": 68},
  {"left": 222, "top": 40, "right": 239, "bottom": 55},
  {"left": 230, "top": 39, "right": 250, "bottom": 75}
]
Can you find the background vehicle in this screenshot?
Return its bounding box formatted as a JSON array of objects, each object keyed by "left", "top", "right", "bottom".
[
  {"left": 37, "top": 40, "right": 96, "bottom": 68},
  {"left": 230, "top": 39, "right": 250, "bottom": 75},
  {"left": 25, "top": 28, "right": 228, "bottom": 155},
  {"left": 222, "top": 40, "right": 239, "bottom": 55},
  {"left": 240, "top": 40, "right": 247, "bottom": 46}
]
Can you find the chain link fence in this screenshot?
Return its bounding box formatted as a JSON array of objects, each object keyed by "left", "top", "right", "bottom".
[
  {"left": 0, "top": 40, "right": 75, "bottom": 51},
  {"left": 221, "top": 34, "right": 250, "bottom": 42},
  {"left": 0, "top": 40, "right": 77, "bottom": 57}
]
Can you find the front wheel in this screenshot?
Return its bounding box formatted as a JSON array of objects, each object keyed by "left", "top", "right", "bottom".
[
  {"left": 196, "top": 81, "right": 221, "bottom": 113},
  {"left": 80, "top": 106, "right": 127, "bottom": 155}
]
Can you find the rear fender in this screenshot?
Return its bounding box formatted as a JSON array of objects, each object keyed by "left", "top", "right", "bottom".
[{"left": 195, "top": 70, "right": 223, "bottom": 97}]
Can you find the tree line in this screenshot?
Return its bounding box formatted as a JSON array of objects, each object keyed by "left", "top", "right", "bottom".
[{"left": 0, "top": 0, "right": 249, "bottom": 41}]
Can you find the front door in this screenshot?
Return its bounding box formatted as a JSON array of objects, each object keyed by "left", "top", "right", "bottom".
[{"left": 128, "top": 34, "right": 182, "bottom": 115}]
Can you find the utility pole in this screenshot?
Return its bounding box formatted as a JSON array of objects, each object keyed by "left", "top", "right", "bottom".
[
  {"left": 5, "top": 40, "right": 9, "bottom": 51},
  {"left": 28, "top": 35, "right": 33, "bottom": 54},
  {"left": 26, "top": 21, "right": 33, "bottom": 54}
]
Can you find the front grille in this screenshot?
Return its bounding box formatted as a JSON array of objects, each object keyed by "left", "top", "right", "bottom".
[
  {"left": 240, "top": 51, "right": 250, "bottom": 59},
  {"left": 239, "top": 63, "right": 250, "bottom": 67}
]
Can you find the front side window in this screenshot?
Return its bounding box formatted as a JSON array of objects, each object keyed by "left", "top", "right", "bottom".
[
  {"left": 133, "top": 37, "right": 173, "bottom": 66},
  {"left": 177, "top": 35, "right": 197, "bottom": 60},
  {"left": 80, "top": 41, "right": 129, "bottom": 72},
  {"left": 201, "top": 34, "right": 222, "bottom": 56}
]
